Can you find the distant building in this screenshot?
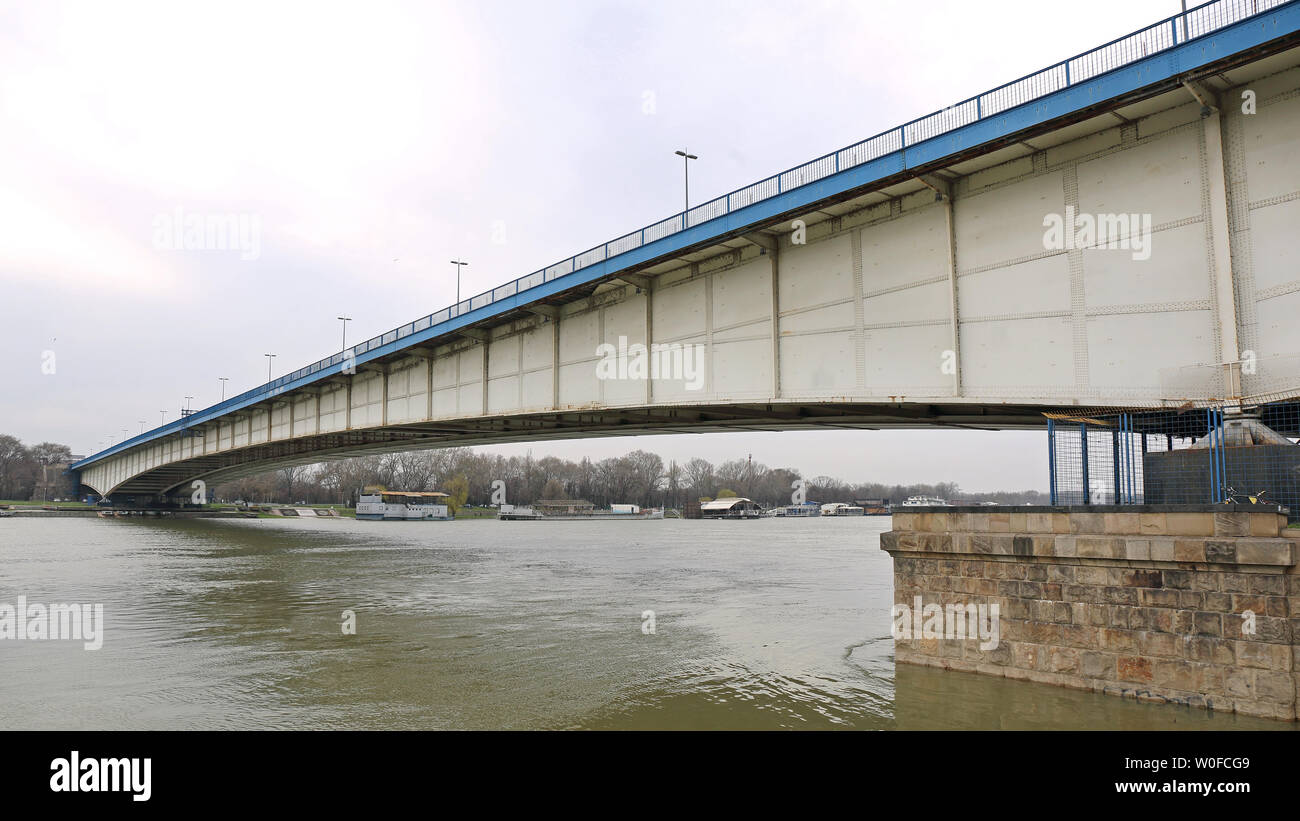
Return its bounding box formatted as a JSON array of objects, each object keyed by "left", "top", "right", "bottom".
[
  {"left": 699, "top": 497, "right": 762, "bottom": 519},
  {"left": 820, "top": 502, "right": 865, "bottom": 516},
  {"left": 766, "top": 501, "right": 820, "bottom": 517},
  {"left": 854, "top": 498, "right": 890, "bottom": 515},
  {"left": 532, "top": 499, "right": 596, "bottom": 515}
]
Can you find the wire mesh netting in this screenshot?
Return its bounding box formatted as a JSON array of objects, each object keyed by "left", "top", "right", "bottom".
[{"left": 1046, "top": 401, "right": 1300, "bottom": 517}]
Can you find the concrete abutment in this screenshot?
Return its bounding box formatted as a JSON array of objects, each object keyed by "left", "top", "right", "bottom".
[{"left": 882, "top": 505, "right": 1299, "bottom": 721}]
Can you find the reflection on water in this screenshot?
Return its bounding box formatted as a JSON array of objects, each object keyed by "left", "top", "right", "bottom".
[{"left": 0, "top": 516, "right": 1288, "bottom": 730}]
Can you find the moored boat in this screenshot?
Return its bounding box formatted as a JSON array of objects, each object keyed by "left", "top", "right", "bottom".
[
  {"left": 498, "top": 499, "right": 663, "bottom": 521},
  {"left": 356, "top": 491, "right": 453, "bottom": 521}
]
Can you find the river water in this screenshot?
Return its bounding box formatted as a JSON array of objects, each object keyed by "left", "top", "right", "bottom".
[{"left": 0, "top": 516, "right": 1288, "bottom": 730}]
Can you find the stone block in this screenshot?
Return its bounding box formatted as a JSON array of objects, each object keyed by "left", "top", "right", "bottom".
[
  {"left": 1204, "top": 541, "right": 1236, "bottom": 563},
  {"left": 1173, "top": 540, "right": 1207, "bottom": 563},
  {"left": 1070, "top": 513, "right": 1106, "bottom": 535},
  {"left": 1078, "top": 536, "right": 1124, "bottom": 559},
  {"left": 1121, "top": 570, "right": 1162, "bottom": 588},
  {"left": 1117, "top": 655, "right": 1153, "bottom": 683},
  {"left": 1139, "top": 512, "right": 1167, "bottom": 535},
  {"left": 1248, "top": 512, "right": 1281, "bottom": 537},
  {"left": 1054, "top": 535, "right": 1077, "bottom": 558},
  {"left": 1165, "top": 513, "right": 1215, "bottom": 537},
  {"left": 1135, "top": 631, "right": 1177, "bottom": 658},
  {"left": 1185, "top": 636, "right": 1234, "bottom": 665},
  {"left": 1193, "top": 611, "right": 1223, "bottom": 637},
  {"left": 1234, "top": 540, "right": 1294, "bottom": 566},
  {"left": 1104, "top": 512, "right": 1139, "bottom": 535},
  {"left": 1080, "top": 651, "right": 1115, "bottom": 680},
  {"left": 1025, "top": 512, "right": 1054, "bottom": 533},
  {"left": 1149, "top": 537, "right": 1176, "bottom": 562},
  {"left": 1235, "top": 641, "right": 1291, "bottom": 671},
  {"left": 1124, "top": 538, "right": 1151, "bottom": 561},
  {"left": 1213, "top": 512, "right": 1249, "bottom": 537}
]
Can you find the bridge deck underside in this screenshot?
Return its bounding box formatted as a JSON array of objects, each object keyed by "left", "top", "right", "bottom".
[{"left": 105, "top": 402, "right": 1048, "bottom": 496}]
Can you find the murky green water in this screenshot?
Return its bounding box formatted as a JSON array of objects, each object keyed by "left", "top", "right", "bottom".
[{"left": 0, "top": 516, "right": 1287, "bottom": 730}]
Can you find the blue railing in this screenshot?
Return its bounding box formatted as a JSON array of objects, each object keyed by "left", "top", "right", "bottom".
[{"left": 75, "top": 0, "right": 1294, "bottom": 470}]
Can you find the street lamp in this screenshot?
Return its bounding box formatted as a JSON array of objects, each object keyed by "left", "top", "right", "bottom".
[
  {"left": 264, "top": 353, "right": 276, "bottom": 382},
  {"left": 218, "top": 377, "right": 229, "bottom": 401},
  {"left": 450, "top": 260, "right": 468, "bottom": 310},
  {"left": 160, "top": 410, "right": 166, "bottom": 425},
  {"left": 139, "top": 420, "right": 145, "bottom": 434},
  {"left": 675, "top": 149, "right": 698, "bottom": 214},
  {"left": 337, "top": 316, "right": 352, "bottom": 351}
]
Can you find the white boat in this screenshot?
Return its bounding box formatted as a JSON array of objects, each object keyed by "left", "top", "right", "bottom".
[
  {"left": 356, "top": 491, "right": 452, "bottom": 521},
  {"left": 765, "top": 502, "right": 820, "bottom": 517},
  {"left": 498, "top": 500, "right": 664, "bottom": 521},
  {"left": 820, "top": 502, "right": 865, "bottom": 516},
  {"left": 898, "top": 495, "right": 950, "bottom": 507}
]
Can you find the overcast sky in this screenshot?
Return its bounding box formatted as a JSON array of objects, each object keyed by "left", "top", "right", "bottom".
[{"left": 0, "top": 0, "right": 1185, "bottom": 492}]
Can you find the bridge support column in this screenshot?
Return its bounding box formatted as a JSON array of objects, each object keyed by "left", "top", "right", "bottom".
[
  {"left": 1185, "top": 81, "right": 1244, "bottom": 402},
  {"left": 742, "top": 231, "right": 781, "bottom": 398},
  {"left": 552, "top": 316, "right": 561, "bottom": 411},
  {"left": 883, "top": 505, "right": 1299, "bottom": 721},
  {"left": 920, "top": 174, "right": 961, "bottom": 395},
  {"left": 645, "top": 278, "right": 654, "bottom": 405},
  {"left": 770, "top": 241, "right": 781, "bottom": 398},
  {"left": 1203, "top": 108, "right": 1244, "bottom": 401},
  {"left": 480, "top": 340, "right": 489, "bottom": 415},
  {"left": 942, "top": 191, "right": 961, "bottom": 396}
]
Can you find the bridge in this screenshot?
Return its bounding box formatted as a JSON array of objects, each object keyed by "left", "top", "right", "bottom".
[{"left": 74, "top": 0, "right": 1300, "bottom": 501}]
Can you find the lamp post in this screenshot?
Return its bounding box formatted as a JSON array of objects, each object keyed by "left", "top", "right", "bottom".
[
  {"left": 218, "top": 377, "right": 229, "bottom": 401},
  {"left": 264, "top": 353, "right": 276, "bottom": 382},
  {"left": 139, "top": 420, "right": 145, "bottom": 434},
  {"left": 160, "top": 410, "right": 166, "bottom": 425},
  {"left": 337, "top": 316, "right": 352, "bottom": 351},
  {"left": 674, "top": 149, "right": 698, "bottom": 214},
  {"left": 450, "top": 260, "right": 468, "bottom": 310}
]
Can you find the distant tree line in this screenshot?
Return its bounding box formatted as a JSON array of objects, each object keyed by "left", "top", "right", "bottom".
[
  {"left": 0, "top": 435, "right": 76, "bottom": 501},
  {"left": 0, "top": 433, "right": 1050, "bottom": 508},
  {"left": 208, "top": 447, "right": 1048, "bottom": 509}
]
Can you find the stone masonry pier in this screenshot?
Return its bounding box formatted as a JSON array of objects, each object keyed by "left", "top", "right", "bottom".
[{"left": 881, "top": 505, "right": 1299, "bottom": 720}]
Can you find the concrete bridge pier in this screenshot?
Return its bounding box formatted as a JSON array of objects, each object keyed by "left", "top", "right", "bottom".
[{"left": 881, "top": 505, "right": 1299, "bottom": 720}]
